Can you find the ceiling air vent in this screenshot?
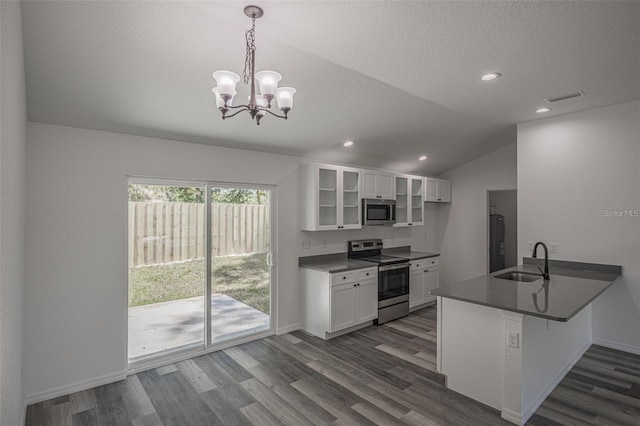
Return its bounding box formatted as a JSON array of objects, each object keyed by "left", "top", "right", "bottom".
[{"left": 544, "top": 90, "right": 585, "bottom": 104}]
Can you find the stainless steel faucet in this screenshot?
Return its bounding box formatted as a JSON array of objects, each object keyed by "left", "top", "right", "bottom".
[{"left": 532, "top": 241, "right": 550, "bottom": 280}]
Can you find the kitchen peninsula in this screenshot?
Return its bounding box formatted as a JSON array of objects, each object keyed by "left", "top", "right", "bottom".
[{"left": 431, "top": 258, "right": 622, "bottom": 425}]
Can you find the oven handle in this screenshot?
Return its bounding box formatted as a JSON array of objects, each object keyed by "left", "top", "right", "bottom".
[{"left": 378, "top": 263, "right": 409, "bottom": 272}]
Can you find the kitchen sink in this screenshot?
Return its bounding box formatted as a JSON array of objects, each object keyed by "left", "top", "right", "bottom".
[{"left": 494, "top": 271, "right": 544, "bottom": 282}]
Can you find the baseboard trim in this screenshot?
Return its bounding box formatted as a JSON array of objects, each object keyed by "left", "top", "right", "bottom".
[
  {"left": 592, "top": 337, "right": 640, "bottom": 355},
  {"left": 25, "top": 370, "right": 127, "bottom": 405},
  {"left": 276, "top": 323, "right": 302, "bottom": 335},
  {"left": 501, "top": 407, "right": 524, "bottom": 426},
  {"left": 519, "top": 340, "right": 591, "bottom": 424}
]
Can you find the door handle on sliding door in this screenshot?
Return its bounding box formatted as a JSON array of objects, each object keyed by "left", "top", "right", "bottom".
[{"left": 266, "top": 252, "right": 274, "bottom": 266}]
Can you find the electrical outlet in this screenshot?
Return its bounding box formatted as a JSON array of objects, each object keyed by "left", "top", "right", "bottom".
[
  {"left": 550, "top": 242, "right": 557, "bottom": 253},
  {"left": 507, "top": 331, "right": 520, "bottom": 349},
  {"left": 528, "top": 241, "right": 534, "bottom": 252}
]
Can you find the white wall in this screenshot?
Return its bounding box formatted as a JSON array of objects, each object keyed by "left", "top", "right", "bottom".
[
  {"left": 0, "top": 0, "right": 27, "bottom": 424},
  {"left": 436, "top": 143, "right": 518, "bottom": 286},
  {"left": 24, "top": 122, "right": 429, "bottom": 401},
  {"left": 518, "top": 101, "right": 640, "bottom": 353}
]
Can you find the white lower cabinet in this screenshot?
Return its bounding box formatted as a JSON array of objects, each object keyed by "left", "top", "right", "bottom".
[
  {"left": 330, "top": 279, "right": 378, "bottom": 332},
  {"left": 301, "top": 267, "right": 378, "bottom": 339},
  {"left": 409, "top": 257, "right": 439, "bottom": 310}
]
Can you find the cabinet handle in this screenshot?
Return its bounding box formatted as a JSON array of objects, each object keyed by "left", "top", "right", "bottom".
[
  {"left": 366, "top": 273, "right": 369, "bottom": 276},
  {"left": 343, "top": 276, "right": 347, "bottom": 280},
  {"left": 353, "top": 284, "right": 357, "bottom": 287},
  {"left": 357, "top": 283, "right": 360, "bottom": 286}
]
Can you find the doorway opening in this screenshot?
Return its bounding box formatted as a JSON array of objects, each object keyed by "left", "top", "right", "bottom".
[
  {"left": 127, "top": 180, "right": 274, "bottom": 366},
  {"left": 487, "top": 189, "right": 517, "bottom": 273}
]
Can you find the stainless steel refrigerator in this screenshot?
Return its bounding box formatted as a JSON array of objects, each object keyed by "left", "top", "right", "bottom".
[{"left": 489, "top": 214, "right": 505, "bottom": 272}]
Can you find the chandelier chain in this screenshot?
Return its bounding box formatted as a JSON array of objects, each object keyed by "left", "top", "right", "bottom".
[{"left": 243, "top": 16, "right": 256, "bottom": 84}]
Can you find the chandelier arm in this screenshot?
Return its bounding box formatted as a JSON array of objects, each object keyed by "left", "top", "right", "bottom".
[
  {"left": 226, "top": 104, "right": 250, "bottom": 110},
  {"left": 222, "top": 108, "right": 250, "bottom": 119},
  {"left": 263, "top": 109, "right": 288, "bottom": 119}
]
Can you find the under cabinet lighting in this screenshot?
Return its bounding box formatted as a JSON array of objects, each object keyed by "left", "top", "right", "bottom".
[{"left": 536, "top": 107, "right": 551, "bottom": 113}]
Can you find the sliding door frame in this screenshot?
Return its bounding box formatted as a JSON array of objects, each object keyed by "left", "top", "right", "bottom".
[{"left": 127, "top": 177, "right": 277, "bottom": 374}]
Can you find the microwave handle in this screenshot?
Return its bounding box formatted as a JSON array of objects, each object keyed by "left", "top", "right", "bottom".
[{"left": 391, "top": 204, "right": 396, "bottom": 221}]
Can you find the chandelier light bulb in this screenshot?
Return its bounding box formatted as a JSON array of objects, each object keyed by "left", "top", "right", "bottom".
[
  {"left": 419, "top": 155, "right": 428, "bottom": 161},
  {"left": 344, "top": 141, "right": 354, "bottom": 147},
  {"left": 212, "top": 70, "right": 240, "bottom": 98},
  {"left": 276, "top": 87, "right": 296, "bottom": 111},
  {"left": 255, "top": 71, "right": 282, "bottom": 97},
  {"left": 212, "top": 87, "right": 236, "bottom": 109}
]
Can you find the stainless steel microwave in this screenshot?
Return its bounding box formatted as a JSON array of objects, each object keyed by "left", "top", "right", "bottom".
[{"left": 362, "top": 198, "right": 396, "bottom": 226}]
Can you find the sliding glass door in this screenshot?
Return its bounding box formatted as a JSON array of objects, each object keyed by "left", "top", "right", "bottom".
[
  {"left": 128, "top": 180, "right": 274, "bottom": 364},
  {"left": 128, "top": 183, "right": 206, "bottom": 361},
  {"left": 209, "top": 185, "right": 272, "bottom": 343}
]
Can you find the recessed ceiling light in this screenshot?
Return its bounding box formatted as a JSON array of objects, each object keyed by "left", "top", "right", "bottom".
[
  {"left": 419, "top": 155, "right": 428, "bottom": 161},
  {"left": 536, "top": 107, "right": 551, "bottom": 113},
  {"left": 480, "top": 72, "right": 501, "bottom": 81},
  {"left": 343, "top": 140, "right": 354, "bottom": 147}
]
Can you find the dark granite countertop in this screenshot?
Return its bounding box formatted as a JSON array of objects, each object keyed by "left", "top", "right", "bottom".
[
  {"left": 298, "top": 253, "right": 376, "bottom": 273},
  {"left": 382, "top": 247, "right": 440, "bottom": 260},
  {"left": 299, "top": 246, "right": 440, "bottom": 273},
  {"left": 430, "top": 258, "right": 622, "bottom": 322}
]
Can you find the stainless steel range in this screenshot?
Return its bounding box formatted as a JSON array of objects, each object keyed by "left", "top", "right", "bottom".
[{"left": 348, "top": 239, "right": 410, "bottom": 324}]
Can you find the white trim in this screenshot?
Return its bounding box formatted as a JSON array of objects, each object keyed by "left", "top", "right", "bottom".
[
  {"left": 518, "top": 340, "right": 591, "bottom": 425},
  {"left": 22, "top": 400, "right": 27, "bottom": 426},
  {"left": 276, "top": 323, "right": 302, "bottom": 335},
  {"left": 501, "top": 407, "right": 524, "bottom": 426},
  {"left": 593, "top": 337, "right": 640, "bottom": 355},
  {"left": 436, "top": 296, "right": 443, "bottom": 373},
  {"left": 25, "top": 370, "right": 127, "bottom": 405}
]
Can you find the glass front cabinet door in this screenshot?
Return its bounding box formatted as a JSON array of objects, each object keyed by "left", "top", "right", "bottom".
[{"left": 301, "top": 164, "right": 362, "bottom": 231}]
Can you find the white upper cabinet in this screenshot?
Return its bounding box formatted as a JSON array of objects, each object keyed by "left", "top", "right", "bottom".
[
  {"left": 301, "top": 163, "right": 362, "bottom": 231},
  {"left": 394, "top": 175, "right": 424, "bottom": 226},
  {"left": 425, "top": 177, "right": 451, "bottom": 203},
  {"left": 362, "top": 169, "right": 395, "bottom": 199}
]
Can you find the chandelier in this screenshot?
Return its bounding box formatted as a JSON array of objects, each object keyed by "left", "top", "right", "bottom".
[{"left": 212, "top": 5, "right": 296, "bottom": 126}]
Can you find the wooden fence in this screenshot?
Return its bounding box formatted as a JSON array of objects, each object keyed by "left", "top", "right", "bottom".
[{"left": 128, "top": 202, "right": 270, "bottom": 266}]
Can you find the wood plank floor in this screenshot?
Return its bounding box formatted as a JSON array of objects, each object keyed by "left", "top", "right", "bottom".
[{"left": 26, "top": 305, "right": 640, "bottom": 425}]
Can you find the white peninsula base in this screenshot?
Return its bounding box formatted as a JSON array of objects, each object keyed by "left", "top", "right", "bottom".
[{"left": 436, "top": 296, "right": 592, "bottom": 425}]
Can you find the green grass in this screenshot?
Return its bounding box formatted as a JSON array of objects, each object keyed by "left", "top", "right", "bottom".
[{"left": 128, "top": 253, "right": 270, "bottom": 314}]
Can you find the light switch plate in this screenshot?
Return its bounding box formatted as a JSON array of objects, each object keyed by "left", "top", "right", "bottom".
[{"left": 550, "top": 242, "right": 557, "bottom": 253}]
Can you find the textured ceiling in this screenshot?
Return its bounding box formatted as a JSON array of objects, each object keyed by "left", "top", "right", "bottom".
[{"left": 21, "top": 1, "right": 640, "bottom": 175}]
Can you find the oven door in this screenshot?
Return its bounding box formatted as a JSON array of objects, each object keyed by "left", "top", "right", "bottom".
[{"left": 378, "top": 263, "right": 409, "bottom": 301}]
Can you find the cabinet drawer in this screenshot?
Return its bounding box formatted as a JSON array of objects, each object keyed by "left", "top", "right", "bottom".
[
  {"left": 410, "top": 260, "right": 425, "bottom": 271},
  {"left": 426, "top": 257, "right": 439, "bottom": 267},
  {"left": 331, "top": 272, "right": 356, "bottom": 285},
  {"left": 356, "top": 268, "right": 377, "bottom": 281}
]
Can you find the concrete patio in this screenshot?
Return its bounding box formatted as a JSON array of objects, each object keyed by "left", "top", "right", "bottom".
[{"left": 128, "top": 294, "right": 269, "bottom": 359}]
